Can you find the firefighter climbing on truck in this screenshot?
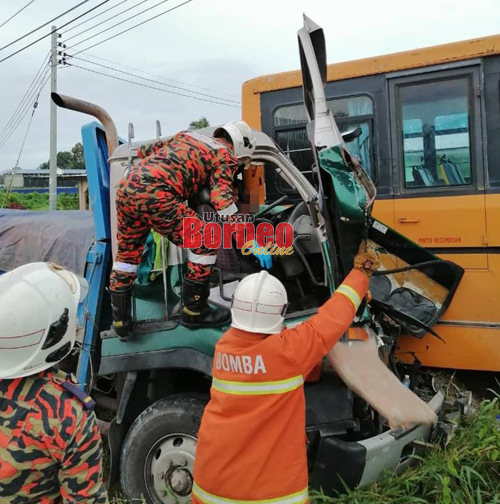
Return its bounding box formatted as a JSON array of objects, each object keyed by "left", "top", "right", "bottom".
[{"left": 109, "top": 121, "right": 256, "bottom": 339}]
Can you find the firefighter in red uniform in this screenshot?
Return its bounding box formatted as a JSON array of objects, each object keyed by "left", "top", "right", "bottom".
[
  {"left": 0, "top": 262, "right": 108, "bottom": 504},
  {"left": 109, "top": 122, "right": 256, "bottom": 339},
  {"left": 191, "top": 242, "right": 380, "bottom": 504}
]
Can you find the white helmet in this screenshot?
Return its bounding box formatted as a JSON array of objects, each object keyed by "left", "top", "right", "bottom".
[
  {"left": 0, "top": 262, "right": 88, "bottom": 379},
  {"left": 231, "top": 271, "right": 288, "bottom": 334},
  {"left": 214, "top": 121, "right": 256, "bottom": 159}
]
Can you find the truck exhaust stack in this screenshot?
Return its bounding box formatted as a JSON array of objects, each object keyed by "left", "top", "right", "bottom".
[{"left": 51, "top": 93, "right": 119, "bottom": 156}]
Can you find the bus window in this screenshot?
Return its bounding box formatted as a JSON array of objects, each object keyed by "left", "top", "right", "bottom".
[
  {"left": 399, "top": 78, "right": 473, "bottom": 189},
  {"left": 273, "top": 95, "right": 374, "bottom": 180}
]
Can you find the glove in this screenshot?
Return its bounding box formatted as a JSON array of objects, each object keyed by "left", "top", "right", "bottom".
[
  {"left": 253, "top": 247, "right": 273, "bottom": 269},
  {"left": 243, "top": 241, "right": 273, "bottom": 269},
  {"left": 353, "top": 240, "right": 380, "bottom": 277}
]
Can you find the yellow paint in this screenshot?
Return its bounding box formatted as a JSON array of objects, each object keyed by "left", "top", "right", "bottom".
[
  {"left": 395, "top": 325, "right": 500, "bottom": 372},
  {"left": 242, "top": 33, "right": 500, "bottom": 98},
  {"left": 394, "top": 194, "right": 487, "bottom": 249},
  {"left": 372, "top": 200, "right": 395, "bottom": 228},
  {"left": 486, "top": 193, "right": 500, "bottom": 245},
  {"left": 441, "top": 255, "right": 500, "bottom": 322}
]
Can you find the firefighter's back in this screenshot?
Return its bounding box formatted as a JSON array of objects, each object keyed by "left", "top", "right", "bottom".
[
  {"left": 193, "top": 326, "right": 309, "bottom": 503},
  {"left": 0, "top": 369, "right": 107, "bottom": 504}
]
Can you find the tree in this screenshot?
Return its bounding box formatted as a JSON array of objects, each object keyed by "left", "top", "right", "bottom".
[
  {"left": 38, "top": 142, "right": 85, "bottom": 170},
  {"left": 188, "top": 117, "right": 210, "bottom": 130},
  {"left": 71, "top": 142, "right": 85, "bottom": 169}
]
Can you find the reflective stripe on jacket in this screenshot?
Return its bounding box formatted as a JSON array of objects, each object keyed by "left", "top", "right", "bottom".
[{"left": 193, "top": 269, "right": 368, "bottom": 502}]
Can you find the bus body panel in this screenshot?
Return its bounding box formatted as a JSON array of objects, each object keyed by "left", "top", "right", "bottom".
[{"left": 242, "top": 34, "right": 500, "bottom": 371}]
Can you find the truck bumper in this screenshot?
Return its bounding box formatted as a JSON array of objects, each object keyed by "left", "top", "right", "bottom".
[
  {"left": 309, "top": 391, "right": 444, "bottom": 494},
  {"left": 358, "top": 391, "right": 444, "bottom": 485}
]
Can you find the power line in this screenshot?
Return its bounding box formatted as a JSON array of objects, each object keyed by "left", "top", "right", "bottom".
[
  {"left": 0, "top": 0, "right": 36, "bottom": 31},
  {"left": 65, "top": 0, "right": 149, "bottom": 42},
  {"left": 0, "top": 51, "right": 49, "bottom": 138},
  {"left": 63, "top": 0, "right": 130, "bottom": 34},
  {"left": 67, "top": 62, "right": 240, "bottom": 108},
  {"left": 0, "top": 68, "right": 50, "bottom": 148},
  {"left": 0, "top": 0, "right": 90, "bottom": 53},
  {"left": 68, "top": 55, "right": 240, "bottom": 104},
  {"left": 68, "top": 0, "right": 194, "bottom": 56},
  {"left": 2, "top": 83, "right": 44, "bottom": 206},
  {"left": 0, "top": 52, "right": 50, "bottom": 142},
  {"left": 67, "top": 0, "right": 173, "bottom": 48},
  {"left": 0, "top": 72, "right": 50, "bottom": 152},
  {"left": 0, "top": 0, "right": 111, "bottom": 65},
  {"left": 75, "top": 51, "right": 240, "bottom": 99}
]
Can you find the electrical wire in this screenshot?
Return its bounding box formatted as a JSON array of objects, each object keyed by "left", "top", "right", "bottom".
[
  {"left": 68, "top": 0, "right": 194, "bottom": 56},
  {"left": 68, "top": 55, "right": 240, "bottom": 104},
  {"left": 0, "top": 68, "right": 50, "bottom": 148},
  {"left": 0, "top": 73, "right": 48, "bottom": 208},
  {"left": 63, "top": 0, "right": 130, "bottom": 34},
  {"left": 0, "top": 0, "right": 90, "bottom": 53},
  {"left": 67, "top": 0, "right": 172, "bottom": 48},
  {"left": 0, "top": 0, "right": 36, "bottom": 31},
  {"left": 0, "top": 51, "right": 50, "bottom": 141},
  {"left": 73, "top": 51, "right": 240, "bottom": 99},
  {"left": 2, "top": 94, "right": 41, "bottom": 206},
  {"left": 0, "top": 0, "right": 111, "bottom": 65},
  {"left": 0, "top": 61, "right": 50, "bottom": 143},
  {"left": 67, "top": 61, "right": 240, "bottom": 108},
  {"left": 0, "top": 71, "right": 50, "bottom": 151},
  {"left": 65, "top": 0, "right": 149, "bottom": 41}
]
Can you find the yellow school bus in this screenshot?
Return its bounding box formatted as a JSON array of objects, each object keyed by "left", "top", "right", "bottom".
[{"left": 242, "top": 34, "right": 500, "bottom": 372}]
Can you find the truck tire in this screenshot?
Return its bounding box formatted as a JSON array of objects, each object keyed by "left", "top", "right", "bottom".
[{"left": 120, "top": 393, "right": 208, "bottom": 504}]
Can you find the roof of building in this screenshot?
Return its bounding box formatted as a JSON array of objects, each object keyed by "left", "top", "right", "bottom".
[{"left": 3, "top": 169, "right": 87, "bottom": 177}]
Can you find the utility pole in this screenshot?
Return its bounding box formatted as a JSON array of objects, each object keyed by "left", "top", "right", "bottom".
[{"left": 49, "top": 25, "right": 58, "bottom": 211}]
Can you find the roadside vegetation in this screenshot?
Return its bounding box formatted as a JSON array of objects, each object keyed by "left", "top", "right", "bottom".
[
  {"left": 312, "top": 396, "right": 500, "bottom": 504},
  {"left": 0, "top": 189, "right": 79, "bottom": 210},
  {"left": 103, "top": 394, "right": 499, "bottom": 504}
]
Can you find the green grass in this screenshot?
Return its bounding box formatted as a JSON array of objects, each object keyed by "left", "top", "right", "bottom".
[
  {"left": 105, "top": 397, "right": 499, "bottom": 504},
  {"left": 311, "top": 397, "right": 500, "bottom": 504},
  {"left": 0, "top": 189, "right": 79, "bottom": 210}
]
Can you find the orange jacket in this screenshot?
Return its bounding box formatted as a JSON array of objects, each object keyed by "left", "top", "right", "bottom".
[{"left": 192, "top": 270, "right": 368, "bottom": 504}]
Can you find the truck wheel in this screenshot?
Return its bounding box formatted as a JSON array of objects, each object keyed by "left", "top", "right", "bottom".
[{"left": 120, "top": 394, "right": 208, "bottom": 504}]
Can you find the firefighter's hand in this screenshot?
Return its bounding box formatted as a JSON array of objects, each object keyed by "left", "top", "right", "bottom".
[{"left": 354, "top": 240, "right": 380, "bottom": 277}]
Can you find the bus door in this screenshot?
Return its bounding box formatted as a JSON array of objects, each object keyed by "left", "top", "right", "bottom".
[{"left": 388, "top": 64, "right": 488, "bottom": 270}]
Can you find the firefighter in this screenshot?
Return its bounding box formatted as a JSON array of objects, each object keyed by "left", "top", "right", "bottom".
[
  {"left": 191, "top": 241, "right": 379, "bottom": 504},
  {"left": 0, "top": 263, "right": 109, "bottom": 504},
  {"left": 109, "top": 122, "right": 256, "bottom": 339}
]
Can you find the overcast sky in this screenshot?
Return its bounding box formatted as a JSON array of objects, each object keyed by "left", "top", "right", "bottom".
[{"left": 1, "top": 0, "right": 499, "bottom": 172}]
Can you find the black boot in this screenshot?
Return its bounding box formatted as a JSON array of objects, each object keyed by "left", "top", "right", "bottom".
[
  {"left": 109, "top": 287, "right": 133, "bottom": 341},
  {"left": 181, "top": 277, "right": 231, "bottom": 329}
]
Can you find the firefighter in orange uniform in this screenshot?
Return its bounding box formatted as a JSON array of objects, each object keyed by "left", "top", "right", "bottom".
[{"left": 192, "top": 241, "right": 379, "bottom": 504}]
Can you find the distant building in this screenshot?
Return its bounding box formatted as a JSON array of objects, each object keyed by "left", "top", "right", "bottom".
[
  {"left": 2, "top": 168, "right": 90, "bottom": 210},
  {"left": 3, "top": 168, "right": 86, "bottom": 189}
]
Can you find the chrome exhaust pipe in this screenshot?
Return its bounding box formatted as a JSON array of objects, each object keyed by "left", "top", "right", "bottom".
[{"left": 51, "top": 93, "right": 119, "bottom": 156}]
